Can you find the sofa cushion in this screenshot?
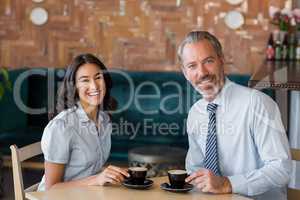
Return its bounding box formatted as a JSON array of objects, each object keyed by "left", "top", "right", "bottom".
[
  {"left": 0, "top": 69, "right": 28, "bottom": 131},
  {"left": 0, "top": 127, "right": 43, "bottom": 155},
  {"left": 26, "top": 68, "right": 64, "bottom": 128}
]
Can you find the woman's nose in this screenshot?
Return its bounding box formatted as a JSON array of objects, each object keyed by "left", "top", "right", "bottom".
[{"left": 89, "top": 79, "right": 98, "bottom": 90}]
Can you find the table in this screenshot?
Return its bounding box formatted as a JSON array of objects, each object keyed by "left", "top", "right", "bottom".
[{"left": 26, "top": 176, "right": 252, "bottom": 200}]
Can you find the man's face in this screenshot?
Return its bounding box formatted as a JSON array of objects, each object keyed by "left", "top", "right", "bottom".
[{"left": 181, "top": 40, "right": 225, "bottom": 102}]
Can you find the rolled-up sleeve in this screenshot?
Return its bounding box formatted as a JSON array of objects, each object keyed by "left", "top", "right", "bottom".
[
  {"left": 41, "top": 119, "right": 73, "bottom": 164},
  {"left": 228, "top": 91, "right": 292, "bottom": 196}
]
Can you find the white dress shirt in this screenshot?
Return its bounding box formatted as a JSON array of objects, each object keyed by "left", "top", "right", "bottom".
[
  {"left": 38, "top": 102, "right": 112, "bottom": 191},
  {"left": 186, "top": 78, "right": 292, "bottom": 200}
]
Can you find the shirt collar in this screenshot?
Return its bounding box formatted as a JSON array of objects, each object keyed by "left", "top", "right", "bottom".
[
  {"left": 75, "top": 102, "right": 105, "bottom": 124},
  {"left": 203, "top": 77, "right": 232, "bottom": 113},
  {"left": 76, "top": 102, "right": 90, "bottom": 123}
]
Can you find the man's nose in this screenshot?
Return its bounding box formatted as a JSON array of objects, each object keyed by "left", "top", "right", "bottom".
[{"left": 196, "top": 63, "right": 209, "bottom": 78}]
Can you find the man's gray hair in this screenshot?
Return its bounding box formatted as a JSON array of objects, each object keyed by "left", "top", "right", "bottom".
[{"left": 177, "top": 31, "right": 224, "bottom": 63}]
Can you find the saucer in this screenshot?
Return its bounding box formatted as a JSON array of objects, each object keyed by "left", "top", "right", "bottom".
[
  {"left": 122, "top": 179, "right": 153, "bottom": 189},
  {"left": 160, "top": 183, "right": 193, "bottom": 193}
]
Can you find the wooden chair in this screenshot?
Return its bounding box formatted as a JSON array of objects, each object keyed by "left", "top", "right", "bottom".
[
  {"left": 10, "top": 142, "right": 42, "bottom": 200},
  {"left": 288, "top": 148, "right": 300, "bottom": 200}
]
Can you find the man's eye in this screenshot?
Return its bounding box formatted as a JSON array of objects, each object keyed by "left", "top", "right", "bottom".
[
  {"left": 187, "top": 64, "right": 196, "bottom": 69},
  {"left": 81, "top": 79, "right": 89, "bottom": 82},
  {"left": 206, "top": 59, "right": 214, "bottom": 64}
]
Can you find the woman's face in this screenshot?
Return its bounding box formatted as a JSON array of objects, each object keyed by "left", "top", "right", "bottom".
[{"left": 75, "top": 63, "right": 106, "bottom": 109}]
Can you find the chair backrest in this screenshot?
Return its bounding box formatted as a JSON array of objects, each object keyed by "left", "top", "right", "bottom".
[
  {"left": 10, "top": 142, "right": 42, "bottom": 200},
  {"left": 288, "top": 148, "right": 300, "bottom": 200}
]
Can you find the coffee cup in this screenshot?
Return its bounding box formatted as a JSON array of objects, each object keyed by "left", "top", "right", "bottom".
[
  {"left": 168, "top": 169, "right": 187, "bottom": 189},
  {"left": 128, "top": 167, "right": 148, "bottom": 185}
]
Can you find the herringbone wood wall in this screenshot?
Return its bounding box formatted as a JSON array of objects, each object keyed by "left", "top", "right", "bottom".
[{"left": 0, "top": 0, "right": 285, "bottom": 73}]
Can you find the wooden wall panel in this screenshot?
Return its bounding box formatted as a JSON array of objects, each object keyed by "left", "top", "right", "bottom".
[{"left": 0, "top": 0, "right": 287, "bottom": 73}]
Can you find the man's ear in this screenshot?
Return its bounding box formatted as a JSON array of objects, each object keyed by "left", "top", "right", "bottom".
[
  {"left": 220, "top": 56, "right": 225, "bottom": 66},
  {"left": 179, "top": 58, "right": 191, "bottom": 81},
  {"left": 181, "top": 66, "right": 189, "bottom": 80}
]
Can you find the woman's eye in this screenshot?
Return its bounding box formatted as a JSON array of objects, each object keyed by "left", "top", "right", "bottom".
[{"left": 95, "top": 75, "right": 103, "bottom": 80}]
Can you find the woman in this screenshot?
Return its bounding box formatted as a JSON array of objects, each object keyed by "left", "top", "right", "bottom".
[{"left": 38, "top": 53, "right": 129, "bottom": 191}]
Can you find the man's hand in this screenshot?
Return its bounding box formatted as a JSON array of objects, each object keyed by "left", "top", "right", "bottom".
[{"left": 185, "top": 169, "right": 232, "bottom": 194}]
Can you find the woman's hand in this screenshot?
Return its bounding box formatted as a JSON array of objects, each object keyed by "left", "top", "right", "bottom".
[
  {"left": 44, "top": 163, "right": 130, "bottom": 189},
  {"left": 96, "top": 165, "right": 130, "bottom": 186}
]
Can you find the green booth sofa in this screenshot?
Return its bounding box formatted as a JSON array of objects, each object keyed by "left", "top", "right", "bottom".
[{"left": 0, "top": 68, "right": 273, "bottom": 162}]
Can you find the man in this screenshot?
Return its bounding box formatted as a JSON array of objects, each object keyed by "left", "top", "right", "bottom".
[{"left": 178, "top": 31, "right": 291, "bottom": 200}]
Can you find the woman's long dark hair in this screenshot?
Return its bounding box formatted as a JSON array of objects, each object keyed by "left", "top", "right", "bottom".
[{"left": 53, "top": 53, "right": 113, "bottom": 118}]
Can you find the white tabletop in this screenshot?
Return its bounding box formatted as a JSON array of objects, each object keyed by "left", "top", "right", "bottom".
[{"left": 26, "top": 176, "right": 253, "bottom": 200}]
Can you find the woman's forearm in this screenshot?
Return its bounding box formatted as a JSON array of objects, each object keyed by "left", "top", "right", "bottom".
[{"left": 48, "top": 175, "right": 97, "bottom": 190}]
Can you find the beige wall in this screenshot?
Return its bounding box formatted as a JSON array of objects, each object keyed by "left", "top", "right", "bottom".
[{"left": 0, "top": 0, "right": 286, "bottom": 73}]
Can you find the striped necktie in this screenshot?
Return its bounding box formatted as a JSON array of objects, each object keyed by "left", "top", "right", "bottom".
[{"left": 204, "top": 103, "right": 221, "bottom": 176}]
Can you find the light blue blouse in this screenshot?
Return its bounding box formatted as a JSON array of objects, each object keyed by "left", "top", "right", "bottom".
[{"left": 38, "top": 103, "right": 111, "bottom": 191}]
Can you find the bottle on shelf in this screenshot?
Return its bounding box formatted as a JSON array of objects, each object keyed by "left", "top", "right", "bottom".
[
  {"left": 296, "top": 38, "right": 300, "bottom": 60},
  {"left": 288, "top": 33, "right": 296, "bottom": 61},
  {"left": 281, "top": 34, "right": 289, "bottom": 61},
  {"left": 274, "top": 38, "right": 282, "bottom": 61},
  {"left": 266, "top": 33, "right": 275, "bottom": 61}
]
